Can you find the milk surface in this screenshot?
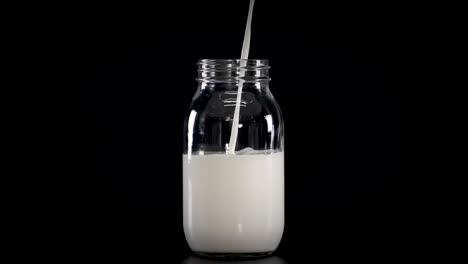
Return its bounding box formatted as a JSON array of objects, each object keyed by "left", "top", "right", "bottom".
[{"left": 183, "top": 152, "right": 284, "bottom": 253}]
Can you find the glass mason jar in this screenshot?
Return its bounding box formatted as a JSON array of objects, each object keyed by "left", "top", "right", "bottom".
[{"left": 183, "top": 59, "right": 284, "bottom": 258}]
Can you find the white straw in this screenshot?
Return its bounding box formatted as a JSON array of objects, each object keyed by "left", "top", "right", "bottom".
[{"left": 228, "top": 0, "right": 255, "bottom": 155}]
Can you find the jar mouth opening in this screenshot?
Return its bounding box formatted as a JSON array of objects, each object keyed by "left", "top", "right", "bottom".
[
  {"left": 198, "top": 59, "right": 268, "bottom": 63},
  {"left": 197, "top": 59, "right": 270, "bottom": 69}
]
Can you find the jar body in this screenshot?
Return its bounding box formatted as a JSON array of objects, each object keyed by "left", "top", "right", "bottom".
[{"left": 183, "top": 59, "right": 284, "bottom": 257}]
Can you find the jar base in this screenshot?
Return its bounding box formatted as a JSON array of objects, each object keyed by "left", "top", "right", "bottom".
[{"left": 193, "top": 251, "right": 274, "bottom": 259}]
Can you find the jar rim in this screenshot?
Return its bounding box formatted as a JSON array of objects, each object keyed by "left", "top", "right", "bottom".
[
  {"left": 197, "top": 59, "right": 270, "bottom": 68},
  {"left": 198, "top": 59, "right": 268, "bottom": 63}
]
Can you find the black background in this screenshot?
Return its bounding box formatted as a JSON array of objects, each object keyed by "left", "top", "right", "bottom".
[{"left": 77, "top": 0, "right": 399, "bottom": 262}]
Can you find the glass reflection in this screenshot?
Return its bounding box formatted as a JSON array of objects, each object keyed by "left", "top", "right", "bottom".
[{"left": 182, "top": 255, "right": 287, "bottom": 264}]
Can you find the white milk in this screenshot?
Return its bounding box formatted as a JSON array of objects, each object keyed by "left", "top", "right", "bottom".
[{"left": 183, "top": 152, "right": 284, "bottom": 253}]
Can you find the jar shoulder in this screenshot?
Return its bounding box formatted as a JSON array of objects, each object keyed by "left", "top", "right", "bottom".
[{"left": 187, "top": 89, "right": 282, "bottom": 123}]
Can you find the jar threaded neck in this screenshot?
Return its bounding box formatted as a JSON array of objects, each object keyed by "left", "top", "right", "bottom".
[{"left": 197, "top": 59, "right": 270, "bottom": 83}]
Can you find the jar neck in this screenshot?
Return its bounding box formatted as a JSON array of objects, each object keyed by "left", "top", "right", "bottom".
[{"left": 197, "top": 59, "right": 270, "bottom": 85}]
